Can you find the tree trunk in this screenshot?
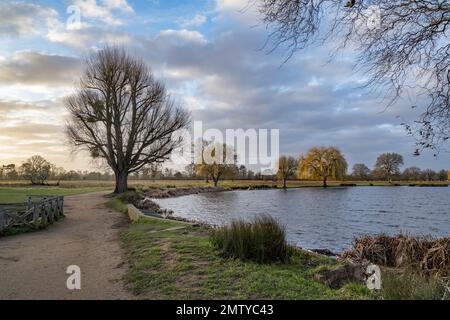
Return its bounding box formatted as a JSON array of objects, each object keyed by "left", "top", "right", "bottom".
[
  {"left": 323, "top": 177, "right": 328, "bottom": 188},
  {"left": 115, "top": 171, "right": 128, "bottom": 193},
  {"left": 213, "top": 178, "right": 218, "bottom": 187},
  {"left": 283, "top": 178, "right": 287, "bottom": 189}
]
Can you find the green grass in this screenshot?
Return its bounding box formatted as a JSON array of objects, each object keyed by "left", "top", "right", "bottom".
[
  {"left": 0, "top": 187, "right": 111, "bottom": 204},
  {"left": 105, "top": 190, "right": 145, "bottom": 214},
  {"left": 211, "top": 215, "right": 291, "bottom": 264},
  {"left": 381, "top": 270, "right": 450, "bottom": 300},
  {"left": 106, "top": 197, "right": 129, "bottom": 214},
  {"left": 120, "top": 217, "right": 372, "bottom": 300}
]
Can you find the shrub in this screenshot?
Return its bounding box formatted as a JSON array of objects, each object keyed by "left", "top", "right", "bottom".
[
  {"left": 381, "top": 270, "right": 450, "bottom": 300},
  {"left": 116, "top": 190, "right": 144, "bottom": 205},
  {"left": 210, "top": 215, "right": 291, "bottom": 264}
]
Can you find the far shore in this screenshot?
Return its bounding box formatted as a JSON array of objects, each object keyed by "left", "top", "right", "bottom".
[
  {"left": 0, "top": 178, "right": 448, "bottom": 190},
  {"left": 137, "top": 181, "right": 449, "bottom": 201},
  {"left": 1, "top": 179, "right": 448, "bottom": 205}
]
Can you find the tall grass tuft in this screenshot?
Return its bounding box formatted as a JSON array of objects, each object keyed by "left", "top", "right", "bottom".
[
  {"left": 381, "top": 270, "right": 450, "bottom": 300},
  {"left": 210, "top": 215, "right": 291, "bottom": 264}
]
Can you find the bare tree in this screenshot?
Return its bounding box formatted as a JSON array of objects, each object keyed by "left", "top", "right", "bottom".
[
  {"left": 374, "top": 153, "right": 403, "bottom": 182},
  {"left": 257, "top": 0, "right": 450, "bottom": 153},
  {"left": 195, "top": 143, "right": 236, "bottom": 187},
  {"left": 421, "top": 168, "right": 437, "bottom": 181},
  {"left": 402, "top": 166, "right": 422, "bottom": 181},
  {"left": 351, "top": 163, "right": 371, "bottom": 180},
  {"left": 185, "top": 163, "right": 197, "bottom": 178},
  {"left": 66, "top": 46, "right": 190, "bottom": 193},
  {"left": 437, "top": 169, "right": 449, "bottom": 181},
  {"left": 0, "top": 164, "right": 18, "bottom": 180},
  {"left": 277, "top": 155, "right": 297, "bottom": 188},
  {"left": 149, "top": 163, "right": 162, "bottom": 182},
  {"left": 20, "top": 155, "right": 52, "bottom": 185}
]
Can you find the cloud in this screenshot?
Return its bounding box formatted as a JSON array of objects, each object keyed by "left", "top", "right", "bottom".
[
  {"left": 134, "top": 11, "right": 449, "bottom": 169},
  {"left": 0, "top": 52, "right": 81, "bottom": 86},
  {"left": 0, "top": 1, "right": 133, "bottom": 49},
  {"left": 71, "top": 0, "right": 134, "bottom": 26},
  {"left": 101, "top": 0, "right": 134, "bottom": 12},
  {"left": 1, "top": 0, "right": 449, "bottom": 170},
  {"left": 157, "top": 29, "right": 207, "bottom": 45},
  {"left": 0, "top": 98, "right": 96, "bottom": 170},
  {"left": 0, "top": 2, "right": 58, "bottom": 37},
  {"left": 178, "top": 14, "right": 207, "bottom": 28},
  {"left": 216, "top": 0, "right": 249, "bottom": 11},
  {"left": 214, "top": 0, "right": 260, "bottom": 23},
  {"left": 47, "top": 25, "right": 133, "bottom": 48}
]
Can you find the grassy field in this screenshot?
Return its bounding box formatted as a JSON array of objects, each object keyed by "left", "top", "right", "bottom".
[
  {"left": 0, "top": 179, "right": 447, "bottom": 190},
  {"left": 0, "top": 187, "right": 111, "bottom": 204},
  {"left": 120, "top": 216, "right": 372, "bottom": 300}
]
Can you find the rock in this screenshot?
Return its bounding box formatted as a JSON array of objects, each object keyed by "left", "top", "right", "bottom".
[
  {"left": 314, "top": 263, "right": 367, "bottom": 289},
  {"left": 139, "top": 198, "right": 161, "bottom": 211}
]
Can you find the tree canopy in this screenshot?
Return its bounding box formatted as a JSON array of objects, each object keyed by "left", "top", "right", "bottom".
[
  {"left": 277, "top": 155, "right": 298, "bottom": 188},
  {"left": 351, "top": 163, "right": 371, "bottom": 180},
  {"left": 374, "top": 152, "right": 404, "bottom": 182},
  {"left": 195, "top": 142, "right": 236, "bottom": 187},
  {"left": 65, "top": 46, "right": 190, "bottom": 193},
  {"left": 20, "top": 155, "right": 52, "bottom": 185},
  {"left": 298, "top": 146, "right": 348, "bottom": 187}
]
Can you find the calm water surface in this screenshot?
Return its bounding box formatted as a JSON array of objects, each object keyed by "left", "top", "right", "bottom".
[{"left": 154, "top": 187, "right": 450, "bottom": 252}]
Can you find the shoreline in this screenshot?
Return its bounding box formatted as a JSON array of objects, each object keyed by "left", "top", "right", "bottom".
[
  {"left": 135, "top": 185, "right": 450, "bottom": 257},
  {"left": 136, "top": 186, "right": 343, "bottom": 256}
]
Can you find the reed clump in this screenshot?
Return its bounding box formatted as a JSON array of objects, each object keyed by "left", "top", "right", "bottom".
[
  {"left": 210, "top": 215, "right": 291, "bottom": 264},
  {"left": 343, "top": 234, "right": 450, "bottom": 275}
]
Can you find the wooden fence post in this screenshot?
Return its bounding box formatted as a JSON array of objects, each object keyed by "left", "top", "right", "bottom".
[
  {"left": 33, "top": 205, "right": 39, "bottom": 229},
  {"left": 1, "top": 195, "right": 65, "bottom": 234},
  {"left": 60, "top": 197, "right": 64, "bottom": 216},
  {"left": 27, "top": 196, "right": 32, "bottom": 211}
]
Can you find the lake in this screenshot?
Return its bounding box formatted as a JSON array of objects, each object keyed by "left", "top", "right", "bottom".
[{"left": 154, "top": 186, "right": 450, "bottom": 253}]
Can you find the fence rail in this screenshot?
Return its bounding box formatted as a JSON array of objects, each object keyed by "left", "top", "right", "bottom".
[{"left": 0, "top": 195, "right": 64, "bottom": 234}]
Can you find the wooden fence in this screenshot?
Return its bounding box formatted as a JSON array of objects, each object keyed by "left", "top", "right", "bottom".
[{"left": 0, "top": 195, "right": 64, "bottom": 234}]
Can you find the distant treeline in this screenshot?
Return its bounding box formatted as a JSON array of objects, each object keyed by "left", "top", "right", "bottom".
[
  {"left": 347, "top": 167, "right": 449, "bottom": 182},
  {"left": 0, "top": 158, "right": 263, "bottom": 183},
  {"left": 1, "top": 152, "right": 449, "bottom": 185}
]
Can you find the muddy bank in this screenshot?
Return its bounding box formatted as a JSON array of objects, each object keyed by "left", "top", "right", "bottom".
[
  {"left": 144, "top": 186, "right": 227, "bottom": 199},
  {"left": 135, "top": 186, "right": 227, "bottom": 224}
]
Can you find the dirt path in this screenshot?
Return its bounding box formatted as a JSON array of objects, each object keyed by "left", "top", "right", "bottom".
[{"left": 0, "top": 192, "right": 133, "bottom": 300}]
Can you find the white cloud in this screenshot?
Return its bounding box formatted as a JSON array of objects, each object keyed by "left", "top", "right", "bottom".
[
  {"left": 179, "top": 14, "right": 207, "bottom": 28},
  {"left": 216, "top": 0, "right": 248, "bottom": 11},
  {"left": 101, "top": 0, "right": 134, "bottom": 12},
  {"left": 0, "top": 2, "right": 58, "bottom": 37},
  {"left": 214, "top": 0, "right": 260, "bottom": 24},
  {"left": 47, "top": 25, "right": 132, "bottom": 48},
  {"left": 71, "top": 0, "right": 134, "bottom": 26},
  {"left": 158, "top": 29, "right": 207, "bottom": 45}
]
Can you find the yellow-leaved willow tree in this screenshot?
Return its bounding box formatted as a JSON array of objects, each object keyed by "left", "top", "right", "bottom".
[
  {"left": 298, "top": 147, "right": 348, "bottom": 188},
  {"left": 195, "top": 142, "right": 237, "bottom": 187}
]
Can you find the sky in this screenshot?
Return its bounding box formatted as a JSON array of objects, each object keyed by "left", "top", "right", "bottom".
[{"left": 0, "top": 0, "right": 449, "bottom": 172}]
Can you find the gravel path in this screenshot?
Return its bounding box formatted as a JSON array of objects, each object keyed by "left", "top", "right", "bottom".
[{"left": 0, "top": 192, "right": 133, "bottom": 300}]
